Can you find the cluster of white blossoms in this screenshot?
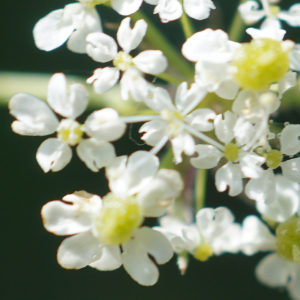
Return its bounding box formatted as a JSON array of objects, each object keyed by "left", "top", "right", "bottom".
[{"left": 8, "top": 0, "right": 300, "bottom": 297}]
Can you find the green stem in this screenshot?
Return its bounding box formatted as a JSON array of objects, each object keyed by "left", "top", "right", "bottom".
[
  {"left": 131, "top": 11, "right": 194, "bottom": 81},
  {"left": 154, "top": 73, "right": 182, "bottom": 85},
  {"left": 178, "top": 1, "right": 195, "bottom": 39},
  {"left": 195, "top": 169, "right": 207, "bottom": 212},
  {"left": 228, "top": 0, "right": 247, "bottom": 42}
]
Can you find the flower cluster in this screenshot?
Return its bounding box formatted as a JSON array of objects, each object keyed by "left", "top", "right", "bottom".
[{"left": 8, "top": 0, "right": 300, "bottom": 297}]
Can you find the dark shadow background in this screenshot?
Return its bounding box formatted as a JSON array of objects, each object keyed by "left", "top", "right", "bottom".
[{"left": 1, "top": 0, "right": 299, "bottom": 299}]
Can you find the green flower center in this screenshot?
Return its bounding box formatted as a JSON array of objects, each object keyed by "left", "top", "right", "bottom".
[
  {"left": 194, "top": 243, "right": 213, "bottom": 262},
  {"left": 94, "top": 193, "right": 143, "bottom": 245},
  {"left": 231, "top": 38, "right": 289, "bottom": 91},
  {"left": 161, "top": 109, "right": 184, "bottom": 138},
  {"left": 113, "top": 51, "right": 134, "bottom": 71},
  {"left": 57, "top": 120, "right": 83, "bottom": 146},
  {"left": 224, "top": 143, "right": 239, "bottom": 162},
  {"left": 276, "top": 217, "right": 300, "bottom": 264},
  {"left": 269, "top": 5, "right": 280, "bottom": 16},
  {"left": 265, "top": 149, "right": 283, "bottom": 169}
]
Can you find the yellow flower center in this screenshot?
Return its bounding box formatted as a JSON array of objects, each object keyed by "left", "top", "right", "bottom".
[
  {"left": 224, "top": 143, "right": 240, "bottom": 161},
  {"left": 194, "top": 243, "right": 213, "bottom": 262},
  {"left": 113, "top": 51, "right": 134, "bottom": 71},
  {"left": 269, "top": 5, "right": 280, "bottom": 16},
  {"left": 276, "top": 217, "right": 300, "bottom": 264},
  {"left": 94, "top": 193, "right": 143, "bottom": 245},
  {"left": 79, "top": 0, "right": 108, "bottom": 8},
  {"left": 265, "top": 149, "right": 283, "bottom": 169},
  {"left": 161, "top": 109, "right": 184, "bottom": 138},
  {"left": 231, "top": 38, "right": 289, "bottom": 91},
  {"left": 57, "top": 120, "right": 83, "bottom": 146}
]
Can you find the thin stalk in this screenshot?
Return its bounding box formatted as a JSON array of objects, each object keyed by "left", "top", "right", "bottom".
[
  {"left": 228, "top": 0, "right": 247, "bottom": 42},
  {"left": 131, "top": 11, "right": 194, "bottom": 80},
  {"left": 178, "top": 0, "right": 195, "bottom": 39},
  {"left": 154, "top": 73, "right": 182, "bottom": 85},
  {"left": 195, "top": 169, "right": 207, "bottom": 212},
  {"left": 120, "top": 115, "right": 160, "bottom": 123}
]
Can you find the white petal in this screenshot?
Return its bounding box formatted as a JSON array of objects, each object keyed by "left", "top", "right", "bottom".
[
  {"left": 260, "top": 16, "right": 281, "bottom": 30},
  {"left": 171, "top": 132, "right": 195, "bottom": 164},
  {"left": 139, "top": 120, "right": 168, "bottom": 146},
  {"left": 84, "top": 108, "right": 126, "bottom": 141},
  {"left": 66, "top": 6, "right": 102, "bottom": 53},
  {"left": 133, "top": 50, "right": 168, "bottom": 75},
  {"left": 196, "top": 207, "right": 234, "bottom": 242},
  {"left": 233, "top": 117, "right": 255, "bottom": 147},
  {"left": 183, "top": 0, "right": 216, "bottom": 20},
  {"left": 89, "top": 245, "right": 122, "bottom": 270},
  {"left": 86, "top": 32, "right": 118, "bottom": 62},
  {"left": 111, "top": 0, "right": 144, "bottom": 16},
  {"left": 238, "top": 1, "right": 265, "bottom": 24},
  {"left": 278, "top": 4, "right": 300, "bottom": 27},
  {"left": 36, "top": 138, "right": 72, "bottom": 172},
  {"left": 106, "top": 151, "right": 159, "bottom": 196},
  {"left": 41, "top": 201, "right": 93, "bottom": 235},
  {"left": 190, "top": 144, "right": 223, "bottom": 169},
  {"left": 214, "top": 111, "right": 237, "bottom": 144},
  {"left": 42, "top": 191, "right": 101, "bottom": 235},
  {"left": 33, "top": 5, "right": 77, "bottom": 51},
  {"left": 214, "top": 79, "right": 239, "bottom": 100},
  {"left": 137, "top": 169, "right": 184, "bottom": 217},
  {"left": 289, "top": 44, "right": 300, "bottom": 71},
  {"left": 120, "top": 68, "right": 153, "bottom": 101},
  {"left": 256, "top": 174, "right": 300, "bottom": 222},
  {"left": 288, "top": 266, "right": 300, "bottom": 300},
  {"left": 278, "top": 71, "right": 297, "bottom": 99},
  {"left": 144, "top": 87, "right": 174, "bottom": 112},
  {"left": 122, "top": 227, "right": 173, "bottom": 286},
  {"left": 241, "top": 216, "right": 277, "bottom": 255},
  {"left": 154, "top": 0, "right": 183, "bottom": 23},
  {"left": 185, "top": 108, "right": 216, "bottom": 132},
  {"left": 280, "top": 124, "right": 300, "bottom": 155},
  {"left": 76, "top": 138, "right": 116, "bottom": 172},
  {"left": 57, "top": 231, "right": 102, "bottom": 269},
  {"left": 182, "top": 28, "right": 240, "bottom": 63},
  {"left": 281, "top": 158, "right": 300, "bottom": 182},
  {"left": 9, "top": 93, "right": 58, "bottom": 136},
  {"left": 239, "top": 153, "right": 265, "bottom": 179},
  {"left": 175, "top": 82, "right": 207, "bottom": 113},
  {"left": 246, "top": 26, "right": 286, "bottom": 41},
  {"left": 256, "top": 253, "right": 293, "bottom": 287},
  {"left": 87, "top": 67, "right": 120, "bottom": 94},
  {"left": 117, "top": 17, "right": 147, "bottom": 52},
  {"left": 245, "top": 169, "right": 276, "bottom": 204},
  {"left": 47, "top": 73, "right": 89, "bottom": 119},
  {"left": 215, "top": 162, "right": 243, "bottom": 197}
]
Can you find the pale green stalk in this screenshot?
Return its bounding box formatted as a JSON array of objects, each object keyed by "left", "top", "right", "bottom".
[
  {"left": 195, "top": 169, "right": 207, "bottom": 212},
  {"left": 178, "top": 0, "right": 195, "bottom": 39},
  {"left": 228, "top": 0, "right": 247, "bottom": 42},
  {"left": 131, "top": 11, "right": 194, "bottom": 80}
]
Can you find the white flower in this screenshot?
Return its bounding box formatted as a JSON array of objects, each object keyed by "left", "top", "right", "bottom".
[
  {"left": 239, "top": 1, "right": 300, "bottom": 30},
  {"left": 139, "top": 82, "right": 211, "bottom": 163},
  {"left": 150, "top": 0, "right": 216, "bottom": 23},
  {"left": 41, "top": 151, "right": 181, "bottom": 285},
  {"left": 191, "top": 111, "right": 266, "bottom": 196},
  {"left": 156, "top": 207, "right": 241, "bottom": 261},
  {"left": 9, "top": 73, "right": 125, "bottom": 172},
  {"left": 86, "top": 17, "right": 167, "bottom": 101},
  {"left": 182, "top": 28, "right": 241, "bottom": 99},
  {"left": 33, "top": 3, "right": 102, "bottom": 53}
]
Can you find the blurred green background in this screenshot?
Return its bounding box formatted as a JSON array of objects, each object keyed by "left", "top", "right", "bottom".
[{"left": 1, "top": 0, "right": 300, "bottom": 299}]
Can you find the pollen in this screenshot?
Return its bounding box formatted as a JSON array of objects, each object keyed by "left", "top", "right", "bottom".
[
  {"left": 276, "top": 216, "right": 300, "bottom": 264},
  {"left": 231, "top": 38, "right": 289, "bottom": 91},
  {"left": 113, "top": 51, "right": 134, "bottom": 71},
  {"left": 94, "top": 193, "right": 143, "bottom": 245},
  {"left": 265, "top": 149, "right": 283, "bottom": 169},
  {"left": 194, "top": 243, "right": 213, "bottom": 262},
  {"left": 224, "top": 143, "right": 239, "bottom": 162}
]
